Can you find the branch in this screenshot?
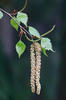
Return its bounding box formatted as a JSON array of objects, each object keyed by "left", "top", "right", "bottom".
[
  {"left": 0, "top": 8, "right": 56, "bottom": 43},
  {"left": 0, "top": 8, "right": 32, "bottom": 38}
]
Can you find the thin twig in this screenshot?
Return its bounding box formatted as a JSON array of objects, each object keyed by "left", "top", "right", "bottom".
[
  {"left": 25, "top": 25, "right": 56, "bottom": 42},
  {"left": 41, "top": 25, "right": 56, "bottom": 37},
  {"left": 13, "top": 0, "right": 28, "bottom": 15},
  {"left": 25, "top": 34, "right": 34, "bottom": 42},
  {"left": 25, "top": 34, "right": 41, "bottom": 42},
  {"left": 19, "top": 0, "right": 27, "bottom": 12}
]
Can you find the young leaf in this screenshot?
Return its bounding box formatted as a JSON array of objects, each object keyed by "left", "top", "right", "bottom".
[
  {"left": 0, "top": 11, "right": 3, "bottom": 19},
  {"left": 29, "top": 26, "right": 40, "bottom": 38},
  {"left": 17, "top": 12, "right": 28, "bottom": 26},
  {"left": 41, "top": 38, "right": 54, "bottom": 52},
  {"left": 16, "top": 40, "right": 26, "bottom": 58},
  {"left": 10, "top": 17, "right": 19, "bottom": 31},
  {"left": 42, "top": 48, "right": 48, "bottom": 57}
]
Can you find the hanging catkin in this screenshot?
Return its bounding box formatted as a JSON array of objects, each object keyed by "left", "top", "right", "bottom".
[
  {"left": 30, "top": 43, "right": 36, "bottom": 93},
  {"left": 34, "top": 42, "right": 41, "bottom": 95},
  {"left": 30, "top": 42, "right": 41, "bottom": 95}
]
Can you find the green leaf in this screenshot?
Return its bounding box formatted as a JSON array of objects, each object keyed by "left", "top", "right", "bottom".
[
  {"left": 17, "top": 12, "right": 28, "bottom": 26},
  {"left": 10, "top": 17, "right": 19, "bottom": 31},
  {"left": 29, "top": 26, "right": 40, "bottom": 38},
  {"left": 16, "top": 40, "right": 26, "bottom": 58},
  {"left": 42, "top": 48, "right": 48, "bottom": 57},
  {"left": 41, "top": 38, "right": 54, "bottom": 52},
  {"left": 0, "top": 11, "right": 3, "bottom": 19}
]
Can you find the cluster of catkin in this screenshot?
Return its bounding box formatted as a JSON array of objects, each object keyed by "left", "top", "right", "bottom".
[{"left": 30, "top": 42, "right": 41, "bottom": 95}]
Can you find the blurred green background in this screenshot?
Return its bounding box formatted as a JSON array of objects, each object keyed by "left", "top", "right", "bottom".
[{"left": 0, "top": 0, "right": 66, "bottom": 100}]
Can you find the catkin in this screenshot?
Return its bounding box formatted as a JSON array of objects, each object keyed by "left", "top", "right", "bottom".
[
  {"left": 30, "top": 42, "right": 41, "bottom": 95},
  {"left": 30, "top": 44, "right": 36, "bottom": 93},
  {"left": 34, "top": 42, "right": 41, "bottom": 95}
]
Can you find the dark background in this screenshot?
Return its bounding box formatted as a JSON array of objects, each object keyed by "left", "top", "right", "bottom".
[{"left": 0, "top": 0, "right": 66, "bottom": 100}]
